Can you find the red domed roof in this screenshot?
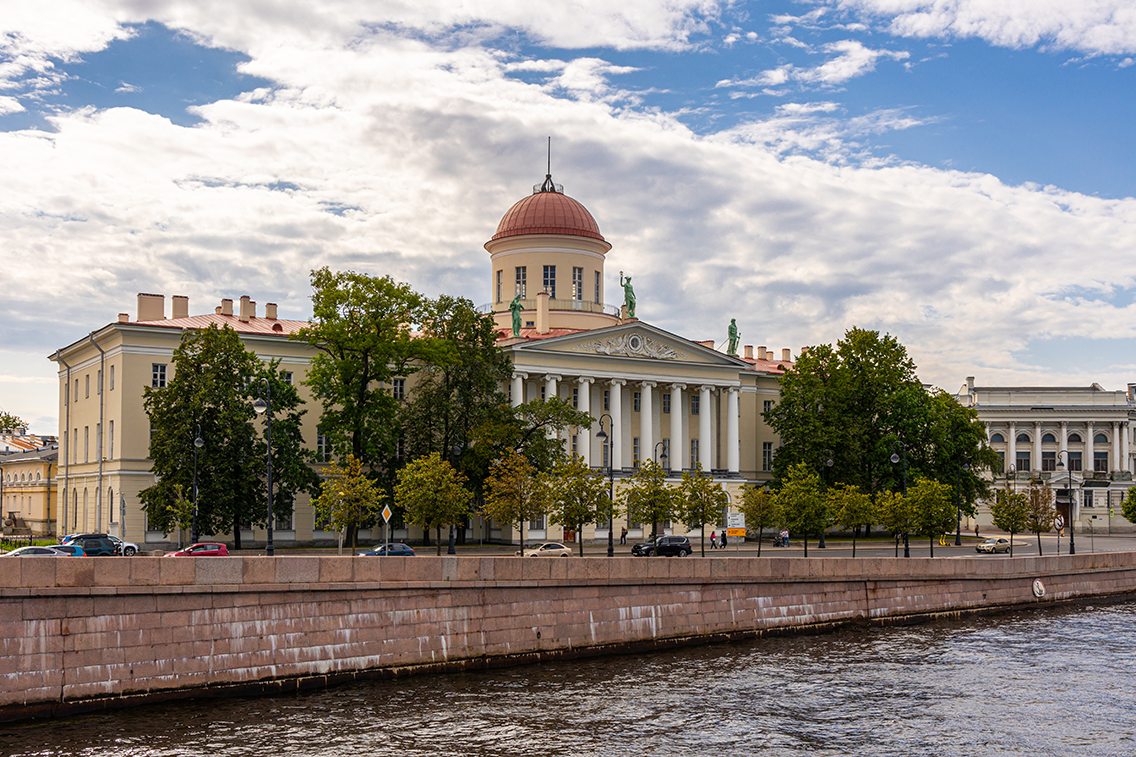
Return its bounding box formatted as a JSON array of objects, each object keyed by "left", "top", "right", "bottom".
[{"left": 492, "top": 188, "right": 605, "bottom": 242}]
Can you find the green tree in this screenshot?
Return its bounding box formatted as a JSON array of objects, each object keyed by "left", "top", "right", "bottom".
[
  {"left": 908, "top": 477, "right": 955, "bottom": 557},
  {"left": 828, "top": 483, "right": 876, "bottom": 557},
  {"left": 544, "top": 455, "right": 611, "bottom": 556},
  {"left": 483, "top": 450, "right": 548, "bottom": 548},
  {"left": 878, "top": 489, "right": 915, "bottom": 557},
  {"left": 140, "top": 324, "right": 264, "bottom": 548},
  {"left": 989, "top": 489, "right": 1029, "bottom": 556},
  {"left": 676, "top": 464, "right": 728, "bottom": 556},
  {"left": 296, "top": 267, "right": 441, "bottom": 483},
  {"left": 394, "top": 452, "right": 471, "bottom": 555},
  {"left": 620, "top": 460, "right": 675, "bottom": 552},
  {"left": 773, "top": 462, "right": 829, "bottom": 557},
  {"left": 401, "top": 295, "right": 513, "bottom": 491},
  {"left": 1024, "top": 482, "right": 1056, "bottom": 555},
  {"left": 1123, "top": 487, "right": 1136, "bottom": 526},
  {"left": 738, "top": 485, "right": 779, "bottom": 556},
  {"left": 472, "top": 398, "right": 593, "bottom": 475},
  {"left": 313, "top": 455, "right": 386, "bottom": 551},
  {"left": 0, "top": 411, "right": 27, "bottom": 432}
]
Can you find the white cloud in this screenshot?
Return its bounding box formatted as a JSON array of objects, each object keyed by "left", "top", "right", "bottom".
[
  {"left": 836, "top": 0, "right": 1136, "bottom": 56},
  {"left": 0, "top": 95, "right": 23, "bottom": 114},
  {"left": 718, "top": 40, "right": 909, "bottom": 90}
]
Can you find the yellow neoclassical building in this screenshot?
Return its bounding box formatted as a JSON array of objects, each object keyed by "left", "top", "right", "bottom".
[{"left": 49, "top": 172, "right": 797, "bottom": 547}]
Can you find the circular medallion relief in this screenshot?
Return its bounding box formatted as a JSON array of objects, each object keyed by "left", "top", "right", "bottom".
[{"left": 627, "top": 334, "right": 643, "bottom": 351}]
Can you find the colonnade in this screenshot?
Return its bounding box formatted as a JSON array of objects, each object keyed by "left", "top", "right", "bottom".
[
  {"left": 511, "top": 372, "right": 741, "bottom": 474},
  {"left": 996, "top": 419, "right": 1132, "bottom": 474}
]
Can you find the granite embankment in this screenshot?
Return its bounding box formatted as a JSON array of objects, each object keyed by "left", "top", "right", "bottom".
[{"left": 3, "top": 552, "right": 1135, "bottom": 722}]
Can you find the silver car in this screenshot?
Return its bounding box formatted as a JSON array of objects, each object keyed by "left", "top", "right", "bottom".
[{"left": 976, "top": 537, "right": 1011, "bottom": 554}]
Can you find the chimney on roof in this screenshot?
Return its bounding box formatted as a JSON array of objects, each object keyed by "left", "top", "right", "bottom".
[
  {"left": 172, "top": 295, "right": 189, "bottom": 319},
  {"left": 782, "top": 348, "right": 792, "bottom": 362},
  {"left": 967, "top": 376, "right": 975, "bottom": 394},
  {"left": 535, "top": 291, "right": 550, "bottom": 334},
  {"left": 137, "top": 293, "right": 164, "bottom": 321},
  {"left": 265, "top": 303, "right": 278, "bottom": 320},
  {"left": 117, "top": 313, "right": 129, "bottom": 323},
  {"left": 744, "top": 345, "right": 753, "bottom": 359},
  {"left": 758, "top": 346, "right": 767, "bottom": 360},
  {"left": 239, "top": 295, "right": 251, "bottom": 323},
  {"left": 221, "top": 298, "right": 233, "bottom": 316},
  {"left": 698, "top": 340, "right": 715, "bottom": 348}
]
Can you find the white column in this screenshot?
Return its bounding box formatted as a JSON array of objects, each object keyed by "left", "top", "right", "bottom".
[
  {"left": 727, "top": 387, "right": 740, "bottom": 474},
  {"left": 640, "top": 381, "right": 655, "bottom": 466},
  {"left": 1086, "top": 422, "right": 1095, "bottom": 475},
  {"left": 511, "top": 373, "right": 527, "bottom": 407},
  {"left": 699, "top": 385, "right": 713, "bottom": 470},
  {"left": 671, "top": 383, "right": 686, "bottom": 472},
  {"left": 1113, "top": 421, "right": 1122, "bottom": 472},
  {"left": 1060, "top": 421, "right": 1068, "bottom": 453},
  {"left": 1123, "top": 421, "right": 1131, "bottom": 474},
  {"left": 1034, "top": 421, "right": 1042, "bottom": 472},
  {"left": 1008, "top": 422, "right": 1017, "bottom": 474},
  {"left": 544, "top": 374, "right": 561, "bottom": 439},
  {"left": 577, "top": 377, "right": 593, "bottom": 466},
  {"left": 610, "top": 380, "right": 624, "bottom": 471}
]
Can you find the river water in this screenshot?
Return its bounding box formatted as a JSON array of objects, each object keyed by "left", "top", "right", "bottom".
[{"left": 3, "top": 601, "right": 1134, "bottom": 757}]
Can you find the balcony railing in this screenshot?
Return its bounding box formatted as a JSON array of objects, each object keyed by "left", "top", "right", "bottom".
[{"left": 478, "top": 299, "right": 621, "bottom": 317}]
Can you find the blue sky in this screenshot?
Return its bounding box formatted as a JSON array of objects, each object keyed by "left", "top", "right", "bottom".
[{"left": 4, "top": 1, "right": 1136, "bottom": 433}]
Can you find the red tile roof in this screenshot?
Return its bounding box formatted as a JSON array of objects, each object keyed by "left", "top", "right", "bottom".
[
  {"left": 491, "top": 190, "right": 605, "bottom": 242},
  {"left": 132, "top": 313, "right": 308, "bottom": 336}
]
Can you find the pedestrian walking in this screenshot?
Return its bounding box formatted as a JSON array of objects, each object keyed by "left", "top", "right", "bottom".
[
  {"left": 620, "top": 526, "right": 627, "bottom": 545},
  {"left": 720, "top": 530, "right": 728, "bottom": 549},
  {"left": 710, "top": 530, "right": 717, "bottom": 549}
]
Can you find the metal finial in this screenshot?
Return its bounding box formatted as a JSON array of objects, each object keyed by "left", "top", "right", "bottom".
[{"left": 540, "top": 136, "right": 556, "bottom": 192}]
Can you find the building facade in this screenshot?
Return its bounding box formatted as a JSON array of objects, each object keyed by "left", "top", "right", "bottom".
[
  {"left": 48, "top": 174, "right": 798, "bottom": 547},
  {"left": 959, "top": 377, "right": 1136, "bottom": 533},
  {"left": 1, "top": 446, "right": 58, "bottom": 537}
]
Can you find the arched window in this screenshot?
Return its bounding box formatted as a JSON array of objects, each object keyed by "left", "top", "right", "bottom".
[
  {"left": 1068, "top": 433, "right": 1082, "bottom": 443},
  {"left": 1094, "top": 433, "right": 1109, "bottom": 444},
  {"left": 1042, "top": 433, "right": 1056, "bottom": 443},
  {"left": 990, "top": 433, "right": 1005, "bottom": 443},
  {"left": 1016, "top": 433, "right": 1031, "bottom": 443}
]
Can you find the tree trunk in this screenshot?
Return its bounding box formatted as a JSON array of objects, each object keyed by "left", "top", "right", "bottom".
[
  {"left": 1036, "top": 531, "right": 1043, "bottom": 555},
  {"left": 232, "top": 514, "right": 242, "bottom": 551},
  {"left": 929, "top": 536, "right": 934, "bottom": 558},
  {"left": 756, "top": 527, "right": 762, "bottom": 557},
  {"left": 436, "top": 526, "right": 443, "bottom": 556}
]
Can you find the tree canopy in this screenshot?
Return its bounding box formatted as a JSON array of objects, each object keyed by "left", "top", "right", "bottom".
[
  {"left": 989, "top": 489, "right": 1029, "bottom": 556},
  {"left": 772, "top": 462, "right": 828, "bottom": 556},
  {"left": 675, "top": 464, "right": 728, "bottom": 556},
  {"left": 312, "top": 454, "right": 386, "bottom": 551},
  {"left": 620, "top": 460, "right": 675, "bottom": 547},
  {"left": 394, "top": 452, "right": 471, "bottom": 554},
  {"left": 738, "top": 485, "right": 778, "bottom": 556},
  {"left": 543, "top": 455, "right": 611, "bottom": 556},
  {"left": 0, "top": 411, "right": 27, "bottom": 433},
  {"left": 483, "top": 449, "right": 548, "bottom": 546}
]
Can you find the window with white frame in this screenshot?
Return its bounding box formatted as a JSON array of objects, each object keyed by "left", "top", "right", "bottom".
[
  {"left": 85, "top": 374, "right": 90, "bottom": 398},
  {"left": 763, "top": 442, "right": 773, "bottom": 471},
  {"left": 282, "top": 372, "right": 293, "bottom": 385},
  {"left": 571, "top": 434, "right": 578, "bottom": 456},
  {"left": 316, "top": 432, "right": 331, "bottom": 463},
  {"left": 1042, "top": 451, "right": 1055, "bottom": 471},
  {"left": 109, "top": 365, "right": 115, "bottom": 391},
  {"left": 572, "top": 267, "right": 583, "bottom": 301},
  {"left": 633, "top": 391, "right": 641, "bottom": 412},
  {"left": 1094, "top": 451, "right": 1108, "bottom": 472},
  {"left": 572, "top": 387, "right": 578, "bottom": 408},
  {"left": 275, "top": 510, "right": 294, "bottom": 531},
  {"left": 603, "top": 390, "right": 610, "bottom": 411},
  {"left": 109, "top": 421, "right": 114, "bottom": 459},
  {"left": 691, "top": 394, "right": 700, "bottom": 415},
  {"left": 633, "top": 437, "right": 640, "bottom": 467},
  {"left": 594, "top": 271, "right": 601, "bottom": 303},
  {"left": 662, "top": 393, "right": 671, "bottom": 413},
  {"left": 529, "top": 514, "right": 545, "bottom": 530},
  {"left": 1069, "top": 451, "right": 1082, "bottom": 471},
  {"left": 764, "top": 400, "right": 773, "bottom": 413},
  {"left": 392, "top": 378, "right": 406, "bottom": 400},
  {"left": 1015, "top": 451, "right": 1030, "bottom": 471},
  {"left": 496, "top": 270, "right": 502, "bottom": 303},
  {"left": 690, "top": 438, "right": 699, "bottom": 465},
  {"left": 515, "top": 266, "right": 527, "bottom": 298},
  {"left": 152, "top": 363, "right": 167, "bottom": 388},
  {"left": 543, "top": 265, "right": 556, "bottom": 297}
]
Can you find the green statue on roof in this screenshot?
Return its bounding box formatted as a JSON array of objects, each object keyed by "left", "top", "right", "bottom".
[
  {"left": 509, "top": 293, "right": 523, "bottom": 337},
  {"left": 620, "top": 271, "right": 636, "bottom": 319},
  {"left": 727, "top": 318, "right": 740, "bottom": 356}
]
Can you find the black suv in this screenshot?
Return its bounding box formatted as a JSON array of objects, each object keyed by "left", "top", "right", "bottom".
[
  {"left": 69, "top": 534, "right": 119, "bottom": 556},
  {"left": 631, "top": 535, "right": 692, "bottom": 557}
]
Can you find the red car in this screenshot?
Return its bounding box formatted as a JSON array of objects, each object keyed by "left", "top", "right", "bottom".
[{"left": 164, "top": 543, "right": 230, "bottom": 557}]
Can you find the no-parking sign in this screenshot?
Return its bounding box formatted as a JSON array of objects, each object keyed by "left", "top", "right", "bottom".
[{"left": 1054, "top": 515, "right": 1065, "bottom": 530}]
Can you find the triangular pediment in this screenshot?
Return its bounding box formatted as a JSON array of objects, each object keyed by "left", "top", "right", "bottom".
[{"left": 509, "top": 321, "right": 747, "bottom": 367}]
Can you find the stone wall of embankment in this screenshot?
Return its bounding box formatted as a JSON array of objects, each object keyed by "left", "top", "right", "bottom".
[{"left": 3, "top": 552, "right": 1136, "bottom": 722}]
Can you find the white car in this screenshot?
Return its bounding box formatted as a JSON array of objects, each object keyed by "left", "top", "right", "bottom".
[
  {"left": 515, "top": 542, "right": 574, "bottom": 557},
  {"left": 108, "top": 535, "right": 139, "bottom": 556}
]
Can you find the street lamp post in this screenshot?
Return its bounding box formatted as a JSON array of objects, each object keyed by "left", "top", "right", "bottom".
[
  {"left": 954, "top": 462, "right": 969, "bottom": 546},
  {"left": 819, "top": 449, "right": 833, "bottom": 548},
  {"left": 595, "top": 413, "right": 614, "bottom": 557},
  {"left": 890, "top": 440, "right": 909, "bottom": 558},
  {"left": 191, "top": 424, "right": 204, "bottom": 544},
  {"left": 252, "top": 378, "right": 274, "bottom": 557},
  {"left": 1056, "top": 450, "right": 1076, "bottom": 555}
]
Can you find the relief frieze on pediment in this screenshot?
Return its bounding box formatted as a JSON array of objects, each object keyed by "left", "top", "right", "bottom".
[{"left": 570, "top": 332, "right": 684, "bottom": 360}]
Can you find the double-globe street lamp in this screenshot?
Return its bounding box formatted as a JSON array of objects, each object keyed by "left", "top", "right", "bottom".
[
  {"left": 252, "top": 378, "right": 274, "bottom": 557},
  {"left": 818, "top": 449, "right": 833, "bottom": 549},
  {"left": 954, "top": 460, "right": 969, "bottom": 546},
  {"left": 890, "top": 440, "right": 910, "bottom": 558},
  {"left": 191, "top": 424, "right": 204, "bottom": 544},
  {"left": 1056, "top": 449, "right": 1076, "bottom": 555},
  {"left": 595, "top": 413, "right": 615, "bottom": 557}
]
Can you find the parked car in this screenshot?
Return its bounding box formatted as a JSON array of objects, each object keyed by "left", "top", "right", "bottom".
[
  {"left": 631, "top": 535, "right": 693, "bottom": 557},
  {"left": 48, "top": 544, "right": 86, "bottom": 556},
  {"left": 976, "top": 537, "right": 1011, "bottom": 554},
  {"left": 3, "top": 546, "right": 71, "bottom": 556},
  {"left": 515, "top": 542, "right": 574, "bottom": 557},
  {"left": 358, "top": 543, "right": 416, "bottom": 556},
  {"left": 107, "top": 535, "right": 139, "bottom": 556},
  {"left": 164, "top": 543, "right": 230, "bottom": 557},
  {"left": 62, "top": 533, "right": 122, "bottom": 556}
]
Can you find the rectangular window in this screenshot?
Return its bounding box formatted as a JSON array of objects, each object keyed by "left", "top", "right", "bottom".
[
  {"left": 316, "top": 433, "right": 331, "bottom": 463},
  {"left": 85, "top": 374, "right": 90, "bottom": 398},
  {"left": 275, "top": 511, "right": 294, "bottom": 531},
  {"left": 595, "top": 271, "right": 601, "bottom": 304},
  {"left": 529, "top": 515, "right": 545, "bottom": 530},
  {"left": 571, "top": 434, "right": 578, "bottom": 456},
  {"left": 572, "top": 267, "right": 583, "bottom": 301},
  {"left": 392, "top": 378, "right": 406, "bottom": 400},
  {"left": 74, "top": 378, "right": 79, "bottom": 402},
  {"left": 1069, "top": 451, "right": 1082, "bottom": 472},
  {"left": 543, "top": 265, "right": 556, "bottom": 298},
  {"left": 572, "top": 387, "right": 578, "bottom": 409},
  {"left": 662, "top": 393, "right": 671, "bottom": 414},
  {"left": 97, "top": 369, "right": 102, "bottom": 395},
  {"left": 1015, "top": 451, "right": 1030, "bottom": 472},
  {"left": 603, "top": 390, "right": 610, "bottom": 411},
  {"left": 84, "top": 426, "right": 89, "bottom": 463},
  {"left": 1042, "top": 451, "right": 1056, "bottom": 472},
  {"left": 496, "top": 270, "right": 503, "bottom": 303},
  {"left": 396, "top": 433, "right": 406, "bottom": 461},
  {"left": 691, "top": 438, "right": 700, "bottom": 466},
  {"left": 602, "top": 441, "right": 610, "bottom": 469},
  {"left": 109, "top": 421, "right": 114, "bottom": 459},
  {"left": 64, "top": 381, "right": 69, "bottom": 406},
  {"left": 515, "top": 266, "right": 527, "bottom": 298},
  {"left": 73, "top": 428, "right": 78, "bottom": 464},
  {"left": 152, "top": 363, "right": 167, "bottom": 388},
  {"left": 763, "top": 442, "right": 773, "bottom": 472},
  {"left": 661, "top": 438, "right": 670, "bottom": 467},
  {"left": 282, "top": 372, "right": 293, "bottom": 385},
  {"left": 96, "top": 422, "right": 101, "bottom": 460},
  {"left": 633, "top": 437, "right": 640, "bottom": 468},
  {"left": 541, "top": 385, "right": 546, "bottom": 400},
  {"left": 691, "top": 395, "right": 700, "bottom": 415},
  {"left": 1083, "top": 490, "right": 1094, "bottom": 508},
  {"left": 1094, "top": 451, "right": 1108, "bottom": 472},
  {"left": 633, "top": 391, "right": 641, "bottom": 412},
  {"left": 110, "top": 365, "right": 115, "bottom": 391},
  {"left": 764, "top": 400, "right": 773, "bottom": 413}
]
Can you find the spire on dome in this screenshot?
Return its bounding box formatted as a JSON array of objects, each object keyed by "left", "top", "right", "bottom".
[{"left": 535, "top": 136, "right": 563, "bottom": 194}]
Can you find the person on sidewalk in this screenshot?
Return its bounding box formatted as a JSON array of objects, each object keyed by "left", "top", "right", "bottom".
[
  {"left": 710, "top": 530, "right": 717, "bottom": 549},
  {"left": 620, "top": 526, "right": 627, "bottom": 545}
]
